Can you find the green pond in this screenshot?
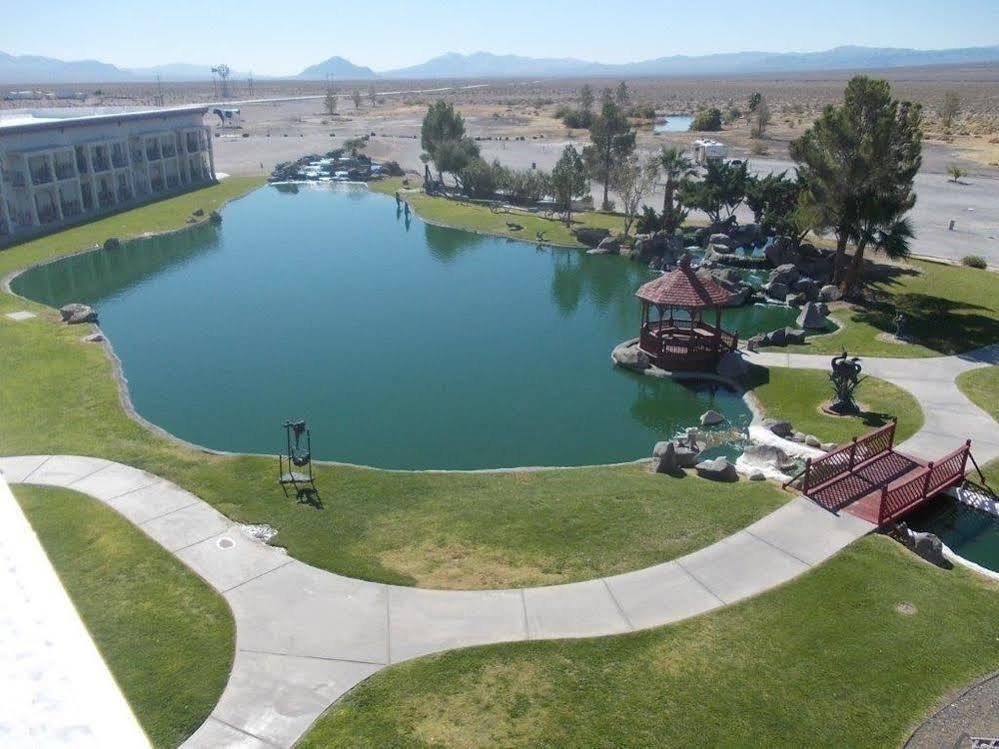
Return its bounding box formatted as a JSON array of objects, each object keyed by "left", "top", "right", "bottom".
[{"left": 13, "top": 184, "right": 797, "bottom": 469}]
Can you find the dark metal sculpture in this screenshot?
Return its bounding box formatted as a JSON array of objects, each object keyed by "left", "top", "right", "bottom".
[
  {"left": 894, "top": 310, "right": 908, "bottom": 340},
  {"left": 279, "top": 419, "right": 318, "bottom": 501},
  {"left": 829, "top": 351, "right": 864, "bottom": 414}
]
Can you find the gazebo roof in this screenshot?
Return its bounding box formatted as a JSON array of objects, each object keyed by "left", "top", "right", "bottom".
[{"left": 635, "top": 254, "right": 733, "bottom": 309}]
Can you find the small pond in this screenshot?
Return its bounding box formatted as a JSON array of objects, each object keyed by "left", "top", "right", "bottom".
[
  {"left": 654, "top": 115, "right": 694, "bottom": 133},
  {"left": 906, "top": 499, "right": 999, "bottom": 573},
  {"left": 13, "top": 183, "right": 797, "bottom": 469}
]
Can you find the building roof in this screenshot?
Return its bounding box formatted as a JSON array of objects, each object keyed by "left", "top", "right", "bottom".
[
  {"left": 0, "top": 106, "right": 208, "bottom": 135},
  {"left": 635, "top": 254, "right": 732, "bottom": 309}
]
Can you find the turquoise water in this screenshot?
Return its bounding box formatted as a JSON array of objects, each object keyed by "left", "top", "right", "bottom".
[
  {"left": 13, "top": 184, "right": 796, "bottom": 469},
  {"left": 907, "top": 499, "right": 999, "bottom": 573},
  {"left": 654, "top": 116, "right": 694, "bottom": 133}
]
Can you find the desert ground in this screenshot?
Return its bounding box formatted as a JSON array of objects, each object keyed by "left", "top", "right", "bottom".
[{"left": 8, "top": 67, "right": 998, "bottom": 262}]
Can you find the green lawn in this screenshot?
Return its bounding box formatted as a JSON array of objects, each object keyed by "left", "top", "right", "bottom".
[
  {"left": 0, "top": 178, "right": 788, "bottom": 589},
  {"left": 298, "top": 536, "right": 999, "bottom": 749},
  {"left": 773, "top": 260, "right": 998, "bottom": 358},
  {"left": 957, "top": 365, "right": 999, "bottom": 422},
  {"left": 749, "top": 367, "right": 924, "bottom": 445},
  {"left": 371, "top": 176, "right": 627, "bottom": 247},
  {"left": 14, "top": 485, "right": 233, "bottom": 749}
]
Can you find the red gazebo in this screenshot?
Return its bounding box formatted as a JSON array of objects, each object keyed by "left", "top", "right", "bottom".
[{"left": 635, "top": 254, "right": 738, "bottom": 371}]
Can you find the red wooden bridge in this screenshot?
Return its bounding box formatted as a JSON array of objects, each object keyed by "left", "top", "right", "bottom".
[{"left": 785, "top": 420, "right": 973, "bottom": 525}]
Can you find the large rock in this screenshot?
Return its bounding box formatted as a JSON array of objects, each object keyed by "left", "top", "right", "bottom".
[
  {"left": 763, "top": 418, "right": 794, "bottom": 438},
  {"left": 768, "top": 263, "right": 800, "bottom": 287},
  {"left": 59, "top": 303, "right": 97, "bottom": 325},
  {"left": 910, "top": 530, "right": 949, "bottom": 568},
  {"left": 597, "top": 236, "right": 621, "bottom": 252},
  {"left": 573, "top": 227, "right": 611, "bottom": 248},
  {"left": 612, "top": 341, "right": 650, "bottom": 370},
  {"left": 653, "top": 442, "right": 678, "bottom": 474},
  {"left": 700, "top": 409, "right": 726, "bottom": 426},
  {"left": 765, "top": 282, "right": 789, "bottom": 302},
  {"left": 764, "top": 236, "right": 800, "bottom": 267},
  {"left": 675, "top": 445, "right": 702, "bottom": 468},
  {"left": 783, "top": 327, "right": 807, "bottom": 345},
  {"left": 792, "top": 277, "right": 819, "bottom": 301},
  {"left": 695, "top": 457, "right": 738, "bottom": 482},
  {"left": 796, "top": 302, "right": 830, "bottom": 330},
  {"left": 708, "top": 233, "right": 732, "bottom": 248},
  {"left": 729, "top": 223, "right": 761, "bottom": 248},
  {"left": 818, "top": 284, "right": 842, "bottom": 302},
  {"left": 742, "top": 444, "right": 797, "bottom": 473},
  {"left": 716, "top": 350, "right": 748, "bottom": 379},
  {"left": 767, "top": 327, "right": 787, "bottom": 346},
  {"left": 707, "top": 241, "right": 733, "bottom": 255}
]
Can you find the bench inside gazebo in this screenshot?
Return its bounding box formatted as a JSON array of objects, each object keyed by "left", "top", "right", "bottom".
[{"left": 635, "top": 255, "right": 738, "bottom": 371}]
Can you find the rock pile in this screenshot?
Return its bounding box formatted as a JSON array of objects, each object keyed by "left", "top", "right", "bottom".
[{"left": 59, "top": 303, "right": 97, "bottom": 325}]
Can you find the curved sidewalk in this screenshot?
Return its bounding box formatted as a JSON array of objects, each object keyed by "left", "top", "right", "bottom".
[
  {"left": 0, "top": 454, "right": 872, "bottom": 749},
  {"left": 745, "top": 344, "right": 999, "bottom": 465}
]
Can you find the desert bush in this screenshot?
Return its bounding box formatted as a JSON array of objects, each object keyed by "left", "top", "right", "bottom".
[
  {"left": 459, "top": 159, "right": 502, "bottom": 198},
  {"left": 690, "top": 108, "right": 723, "bottom": 132},
  {"left": 961, "top": 255, "right": 987, "bottom": 269}
]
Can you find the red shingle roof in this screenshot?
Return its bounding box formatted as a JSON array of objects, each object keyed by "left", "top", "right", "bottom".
[{"left": 635, "top": 254, "right": 732, "bottom": 309}]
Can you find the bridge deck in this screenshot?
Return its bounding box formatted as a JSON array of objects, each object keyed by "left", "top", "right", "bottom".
[{"left": 808, "top": 451, "right": 928, "bottom": 523}]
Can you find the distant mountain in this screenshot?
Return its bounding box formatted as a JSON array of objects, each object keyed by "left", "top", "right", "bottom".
[
  {"left": 297, "top": 56, "right": 376, "bottom": 80},
  {"left": 0, "top": 50, "right": 132, "bottom": 84},
  {"left": 378, "top": 45, "right": 999, "bottom": 79},
  {"left": 3, "top": 43, "right": 999, "bottom": 86}
]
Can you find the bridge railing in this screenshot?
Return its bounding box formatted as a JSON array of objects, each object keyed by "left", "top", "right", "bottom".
[
  {"left": 877, "top": 440, "right": 971, "bottom": 524},
  {"left": 793, "top": 420, "right": 897, "bottom": 494}
]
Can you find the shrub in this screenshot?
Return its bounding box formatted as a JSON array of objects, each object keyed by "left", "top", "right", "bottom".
[
  {"left": 961, "top": 255, "right": 987, "bottom": 269},
  {"left": 459, "top": 159, "right": 502, "bottom": 199},
  {"left": 749, "top": 141, "right": 769, "bottom": 156},
  {"left": 628, "top": 105, "right": 657, "bottom": 120},
  {"left": 690, "top": 108, "right": 723, "bottom": 132},
  {"left": 380, "top": 160, "right": 404, "bottom": 177},
  {"left": 635, "top": 206, "right": 663, "bottom": 234},
  {"left": 103, "top": 237, "right": 121, "bottom": 251}
]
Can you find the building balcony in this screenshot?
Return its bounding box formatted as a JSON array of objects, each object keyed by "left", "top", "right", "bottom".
[
  {"left": 37, "top": 206, "right": 59, "bottom": 224},
  {"left": 166, "top": 175, "right": 180, "bottom": 189},
  {"left": 112, "top": 155, "right": 127, "bottom": 169},
  {"left": 61, "top": 201, "right": 82, "bottom": 218},
  {"left": 93, "top": 159, "right": 111, "bottom": 173},
  {"left": 150, "top": 178, "right": 164, "bottom": 192},
  {"left": 131, "top": 150, "right": 144, "bottom": 163},
  {"left": 162, "top": 146, "right": 177, "bottom": 158},
  {"left": 4, "top": 171, "right": 28, "bottom": 188},
  {"left": 55, "top": 164, "right": 76, "bottom": 180},
  {"left": 97, "top": 191, "right": 115, "bottom": 209},
  {"left": 146, "top": 148, "right": 161, "bottom": 161},
  {"left": 0, "top": 219, "right": 10, "bottom": 236},
  {"left": 31, "top": 168, "right": 53, "bottom": 186},
  {"left": 76, "top": 157, "right": 89, "bottom": 173}
]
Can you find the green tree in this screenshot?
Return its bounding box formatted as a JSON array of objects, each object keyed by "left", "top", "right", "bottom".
[
  {"left": 613, "top": 156, "right": 655, "bottom": 237},
  {"left": 551, "top": 145, "right": 588, "bottom": 224},
  {"left": 342, "top": 137, "right": 366, "bottom": 157},
  {"left": 947, "top": 164, "right": 966, "bottom": 183},
  {"left": 351, "top": 89, "right": 362, "bottom": 109},
  {"left": 750, "top": 96, "right": 771, "bottom": 139},
  {"left": 616, "top": 81, "right": 630, "bottom": 107},
  {"left": 790, "top": 75, "right": 922, "bottom": 292},
  {"left": 580, "top": 84, "right": 594, "bottom": 113},
  {"left": 459, "top": 159, "right": 501, "bottom": 198},
  {"left": 746, "top": 171, "right": 808, "bottom": 241},
  {"left": 323, "top": 82, "right": 337, "bottom": 115},
  {"left": 367, "top": 85, "right": 377, "bottom": 106},
  {"left": 583, "top": 97, "right": 636, "bottom": 210},
  {"left": 679, "top": 159, "right": 749, "bottom": 225},
  {"left": 940, "top": 91, "right": 961, "bottom": 131},
  {"left": 421, "top": 101, "right": 480, "bottom": 183},
  {"left": 690, "top": 108, "right": 723, "bottom": 132},
  {"left": 648, "top": 146, "right": 695, "bottom": 219}
]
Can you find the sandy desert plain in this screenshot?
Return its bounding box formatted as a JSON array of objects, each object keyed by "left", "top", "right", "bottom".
[{"left": 9, "top": 64, "right": 999, "bottom": 262}]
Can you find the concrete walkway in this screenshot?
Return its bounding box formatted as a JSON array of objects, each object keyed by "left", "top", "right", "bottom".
[
  {"left": 745, "top": 344, "right": 999, "bottom": 465},
  {"left": 1, "top": 454, "right": 872, "bottom": 748}
]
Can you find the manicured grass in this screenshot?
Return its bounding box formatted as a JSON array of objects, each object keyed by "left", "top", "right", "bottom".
[
  {"left": 0, "top": 179, "right": 788, "bottom": 589},
  {"left": 0, "top": 177, "right": 265, "bottom": 280},
  {"left": 298, "top": 536, "right": 999, "bottom": 749},
  {"left": 371, "top": 176, "right": 626, "bottom": 247},
  {"left": 749, "top": 367, "right": 924, "bottom": 445},
  {"left": 13, "top": 485, "right": 233, "bottom": 749},
  {"left": 957, "top": 365, "right": 999, "bottom": 422},
  {"left": 775, "top": 260, "right": 999, "bottom": 358}
]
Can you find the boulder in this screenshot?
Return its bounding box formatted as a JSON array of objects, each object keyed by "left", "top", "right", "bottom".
[
  {"left": 700, "top": 410, "right": 726, "bottom": 426},
  {"left": 573, "top": 227, "right": 611, "bottom": 248},
  {"left": 783, "top": 327, "right": 806, "bottom": 345},
  {"left": 726, "top": 286, "right": 752, "bottom": 307},
  {"left": 792, "top": 431, "right": 807, "bottom": 443},
  {"left": 805, "top": 435, "right": 822, "bottom": 448},
  {"left": 785, "top": 292, "right": 807, "bottom": 307},
  {"left": 597, "top": 236, "right": 621, "bottom": 252},
  {"left": 796, "top": 302, "right": 830, "bottom": 330},
  {"left": 612, "top": 341, "right": 650, "bottom": 370},
  {"left": 765, "top": 282, "right": 789, "bottom": 302},
  {"left": 765, "top": 236, "right": 800, "bottom": 267},
  {"left": 792, "top": 277, "right": 819, "bottom": 301},
  {"left": 911, "top": 531, "right": 949, "bottom": 568},
  {"left": 746, "top": 334, "right": 766, "bottom": 351},
  {"left": 767, "top": 327, "right": 787, "bottom": 346},
  {"left": 81, "top": 332, "right": 104, "bottom": 343},
  {"left": 102, "top": 237, "right": 121, "bottom": 251},
  {"left": 763, "top": 418, "right": 794, "bottom": 438},
  {"left": 708, "top": 233, "right": 732, "bottom": 248},
  {"left": 749, "top": 471, "right": 766, "bottom": 481},
  {"left": 59, "top": 303, "right": 97, "bottom": 325},
  {"left": 653, "top": 442, "right": 678, "bottom": 474},
  {"left": 716, "top": 350, "right": 748, "bottom": 379},
  {"left": 675, "top": 445, "right": 702, "bottom": 469},
  {"left": 768, "top": 263, "right": 800, "bottom": 287},
  {"left": 818, "top": 284, "right": 842, "bottom": 302},
  {"left": 707, "top": 241, "right": 733, "bottom": 255},
  {"left": 742, "top": 444, "right": 797, "bottom": 473},
  {"left": 695, "top": 457, "right": 738, "bottom": 482},
  {"left": 729, "top": 223, "right": 761, "bottom": 248},
  {"left": 652, "top": 441, "right": 672, "bottom": 458}
]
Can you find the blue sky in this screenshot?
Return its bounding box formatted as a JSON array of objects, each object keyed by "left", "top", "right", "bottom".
[{"left": 3, "top": 0, "right": 998, "bottom": 75}]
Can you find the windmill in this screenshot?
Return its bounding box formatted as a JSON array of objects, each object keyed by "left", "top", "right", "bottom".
[{"left": 211, "top": 64, "right": 231, "bottom": 99}]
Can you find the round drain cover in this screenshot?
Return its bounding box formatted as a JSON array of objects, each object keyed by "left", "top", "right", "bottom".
[{"left": 217, "top": 537, "right": 235, "bottom": 550}]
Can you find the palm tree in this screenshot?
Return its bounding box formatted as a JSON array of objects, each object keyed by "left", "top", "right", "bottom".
[{"left": 648, "top": 146, "right": 695, "bottom": 216}]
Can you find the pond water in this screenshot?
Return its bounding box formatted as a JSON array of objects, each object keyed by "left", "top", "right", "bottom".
[
  {"left": 906, "top": 499, "right": 999, "bottom": 573},
  {"left": 654, "top": 115, "right": 694, "bottom": 133},
  {"left": 13, "top": 184, "right": 796, "bottom": 469}
]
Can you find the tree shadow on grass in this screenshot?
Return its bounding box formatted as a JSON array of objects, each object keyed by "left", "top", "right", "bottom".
[{"left": 853, "top": 293, "right": 999, "bottom": 355}]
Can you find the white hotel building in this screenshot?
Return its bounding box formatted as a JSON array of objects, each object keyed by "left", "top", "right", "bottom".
[{"left": 0, "top": 106, "right": 216, "bottom": 244}]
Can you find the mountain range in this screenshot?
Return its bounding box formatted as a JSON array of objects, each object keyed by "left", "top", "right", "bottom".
[{"left": 2, "top": 44, "right": 999, "bottom": 85}]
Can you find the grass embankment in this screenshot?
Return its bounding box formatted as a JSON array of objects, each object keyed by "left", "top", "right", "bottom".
[
  {"left": 14, "top": 485, "right": 233, "bottom": 749},
  {"left": 371, "top": 176, "right": 625, "bottom": 247},
  {"left": 957, "top": 365, "right": 999, "bottom": 423},
  {"left": 299, "top": 536, "right": 999, "bottom": 749},
  {"left": 1, "top": 179, "right": 787, "bottom": 589},
  {"left": 776, "top": 260, "right": 998, "bottom": 358},
  {"left": 749, "top": 367, "right": 924, "bottom": 445}
]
